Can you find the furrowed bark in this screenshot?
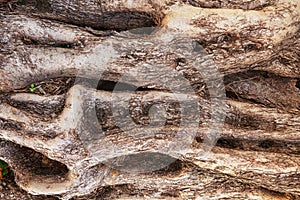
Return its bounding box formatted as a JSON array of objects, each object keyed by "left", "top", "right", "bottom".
[
  {"left": 0, "top": 0, "right": 299, "bottom": 199},
  {"left": 0, "top": 84, "right": 299, "bottom": 198}
]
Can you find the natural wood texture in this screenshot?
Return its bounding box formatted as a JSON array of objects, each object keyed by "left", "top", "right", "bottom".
[{"left": 0, "top": 0, "right": 299, "bottom": 199}]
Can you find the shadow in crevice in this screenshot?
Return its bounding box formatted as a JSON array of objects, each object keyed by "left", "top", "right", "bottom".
[
  {"left": 296, "top": 79, "right": 300, "bottom": 90},
  {"left": 0, "top": 140, "right": 70, "bottom": 193},
  {"left": 194, "top": 136, "right": 300, "bottom": 154},
  {"left": 103, "top": 152, "right": 179, "bottom": 174}
]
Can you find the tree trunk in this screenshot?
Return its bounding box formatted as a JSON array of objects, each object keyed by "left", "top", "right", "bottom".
[{"left": 0, "top": 0, "right": 299, "bottom": 199}]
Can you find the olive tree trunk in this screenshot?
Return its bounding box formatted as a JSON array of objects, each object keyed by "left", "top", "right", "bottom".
[{"left": 0, "top": 0, "right": 299, "bottom": 199}]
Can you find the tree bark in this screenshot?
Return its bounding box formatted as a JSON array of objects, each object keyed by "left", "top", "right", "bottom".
[{"left": 0, "top": 0, "right": 299, "bottom": 199}]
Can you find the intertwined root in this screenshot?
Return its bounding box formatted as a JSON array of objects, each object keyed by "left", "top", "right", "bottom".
[{"left": 0, "top": 0, "right": 299, "bottom": 199}]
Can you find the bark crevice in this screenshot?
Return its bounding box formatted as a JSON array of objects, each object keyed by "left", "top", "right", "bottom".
[{"left": 0, "top": 0, "right": 299, "bottom": 199}]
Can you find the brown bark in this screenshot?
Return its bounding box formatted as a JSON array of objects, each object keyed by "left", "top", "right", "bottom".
[{"left": 0, "top": 0, "right": 299, "bottom": 199}]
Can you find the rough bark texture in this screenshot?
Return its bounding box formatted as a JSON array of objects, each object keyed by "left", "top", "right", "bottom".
[{"left": 0, "top": 0, "right": 299, "bottom": 199}]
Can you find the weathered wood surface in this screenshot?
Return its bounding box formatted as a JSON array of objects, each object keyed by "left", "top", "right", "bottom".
[{"left": 0, "top": 0, "right": 299, "bottom": 199}]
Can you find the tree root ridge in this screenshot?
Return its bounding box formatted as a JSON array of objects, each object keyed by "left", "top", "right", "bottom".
[{"left": 0, "top": 0, "right": 299, "bottom": 199}]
